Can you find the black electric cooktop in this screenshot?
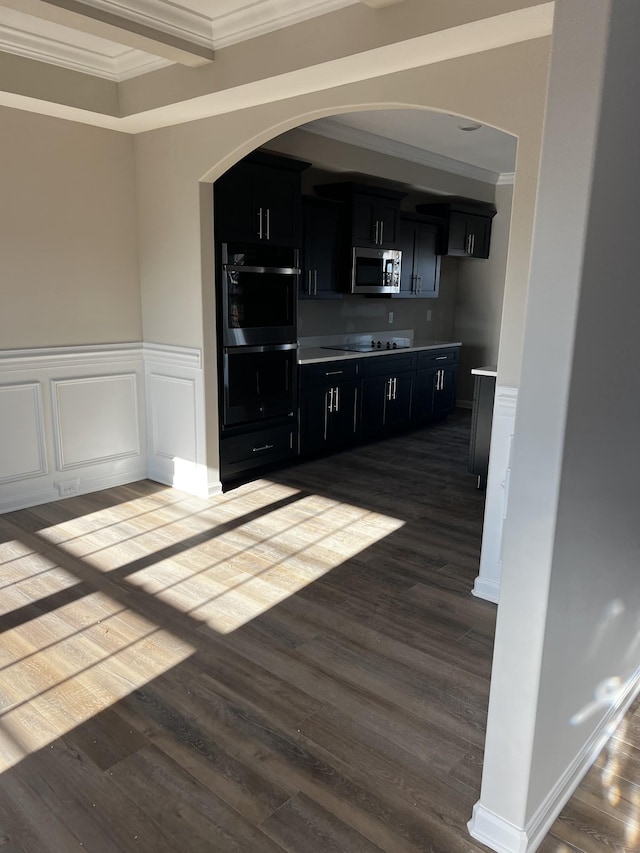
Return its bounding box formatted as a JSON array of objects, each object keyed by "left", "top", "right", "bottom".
[{"left": 322, "top": 341, "right": 411, "bottom": 353}]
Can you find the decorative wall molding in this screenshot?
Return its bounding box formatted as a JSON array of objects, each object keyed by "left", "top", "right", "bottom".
[
  {"left": 0, "top": 343, "right": 147, "bottom": 513},
  {"left": 0, "top": 382, "right": 47, "bottom": 483},
  {"left": 0, "top": 342, "right": 145, "bottom": 370},
  {"left": 472, "top": 384, "right": 518, "bottom": 604},
  {"left": 469, "top": 666, "right": 640, "bottom": 853},
  {"left": 51, "top": 373, "right": 140, "bottom": 470},
  {"left": 143, "top": 341, "right": 202, "bottom": 369},
  {"left": 144, "top": 343, "right": 220, "bottom": 498}
]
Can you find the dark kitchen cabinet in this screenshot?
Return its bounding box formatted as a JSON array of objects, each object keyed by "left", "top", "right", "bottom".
[
  {"left": 359, "top": 352, "right": 416, "bottom": 439},
  {"left": 469, "top": 372, "right": 496, "bottom": 489},
  {"left": 299, "top": 359, "right": 360, "bottom": 455},
  {"left": 300, "top": 381, "right": 360, "bottom": 455},
  {"left": 414, "top": 347, "right": 459, "bottom": 418},
  {"left": 416, "top": 198, "right": 497, "bottom": 259},
  {"left": 300, "top": 197, "right": 343, "bottom": 299},
  {"left": 220, "top": 422, "right": 297, "bottom": 481},
  {"left": 214, "top": 150, "right": 310, "bottom": 246},
  {"left": 315, "top": 182, "right": 405, "bottom": 248},
  {"left": 397, "top": 217, "right": 441, "bottom": 298}
]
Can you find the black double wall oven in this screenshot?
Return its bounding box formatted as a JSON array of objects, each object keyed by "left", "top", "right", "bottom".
[{"left": 219, "top": 242, "right": 299, "bottom": 431}]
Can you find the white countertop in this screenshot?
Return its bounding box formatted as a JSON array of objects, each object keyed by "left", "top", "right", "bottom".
[
  {"left": 298, "top": 340, "right": 462, "bottom": 365},
  {"left": 471, "top": 366, "right": 497, "bottom": 377}
]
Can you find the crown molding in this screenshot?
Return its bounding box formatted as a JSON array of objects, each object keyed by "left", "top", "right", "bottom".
[
  {"left": 497, "top": 171, "right": 516, "bottom": 185},
  {"left": 209, "top": 0, "right": 355, "bottom": 50},
  {"left": 0, "top": 21, "right": 171, "bottom": 80},
  {"left": 303, "top": 117, "right": 503, "bottom": 185},
  {"left": 79, "top": 0, "right": 213, "bottom": 48}
]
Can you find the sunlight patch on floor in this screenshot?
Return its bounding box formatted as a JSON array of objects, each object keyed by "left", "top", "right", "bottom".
[
  {"left": 0, "top": 480, "right": 403, "bottom": 767},
  {"left": 126, "top": 491, "right": 405, "bottom": 634},
  {"left": 0, "top": 584, "right": 193, "bottom": 772}
]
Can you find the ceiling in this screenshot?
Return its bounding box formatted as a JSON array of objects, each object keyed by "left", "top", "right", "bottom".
[
  {"left": 0, "top": 0, "right": 374, "bottom": 81},
  {"left": 0, "top": 0, "right": 540, "bottom": 177},
  {"left": 303, "top": 111, "right": 517, "bottom": 184}
]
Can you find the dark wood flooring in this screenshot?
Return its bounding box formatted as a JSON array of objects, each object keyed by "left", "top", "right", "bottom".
[{"left": 0, "top": 412, "right": 638, "bottom": 852}]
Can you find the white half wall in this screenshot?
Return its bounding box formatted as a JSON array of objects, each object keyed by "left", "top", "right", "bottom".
[
  {"left": 0, "top": 345, "right": 148, "bottom": 512},
  {"left": 144, "top": 343, "right": 220, "bottom": 498}
]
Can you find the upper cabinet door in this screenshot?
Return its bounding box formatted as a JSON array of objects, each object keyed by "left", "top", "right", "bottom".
[
  {"left": 396, "top": 218, "right": 441, "bottom": 298},
  {"left": 301, "top": 198, "right": 342, "bottom": 299},
  {"left": 351, "top": 194, "right": 400, "bottom": 248},
  {"left": 414, "top": 222, "right": 441, "bottom": 295},
  {"left": 315, "top": 182, "right": 405, "bottom": 249},
  {"left": 398, "top": 219, "right": 417, "bottom": 295},
  {"left": 257, "top": 167, "right": 301, "bottom": 245},
  {"left": 447, "top": 211, "right": 492, "bottom": 258},
  {"left": 214, "top": 152, "right": 309, "bottom": 246},
  {"left": 416, "top": 198, "right": 496, "bottom": 259}
]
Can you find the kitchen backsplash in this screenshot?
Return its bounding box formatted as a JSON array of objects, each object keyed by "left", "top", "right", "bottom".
[{"left": 298, "top": 256, "right": 458, "bottom": 341}]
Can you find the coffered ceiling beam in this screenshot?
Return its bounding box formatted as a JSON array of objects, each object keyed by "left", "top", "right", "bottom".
[
  {"left": 0, "top": 0, "right": 214, "bottom": 65},
  {"left": 359, "top": 0, "right": 405, "bottom": 7}
]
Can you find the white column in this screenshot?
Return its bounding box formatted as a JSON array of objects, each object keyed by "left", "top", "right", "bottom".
[{"left": 470, "top": 1, "right": 640, "bottom": 850}]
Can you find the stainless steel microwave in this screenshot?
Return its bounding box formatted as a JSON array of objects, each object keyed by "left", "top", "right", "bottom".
[{"left": 351, "top": 247, "right": 401, "bottom": 295}]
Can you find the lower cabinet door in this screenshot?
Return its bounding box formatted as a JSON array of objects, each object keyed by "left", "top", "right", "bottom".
[
  {"left": 433, "top": 365, "right": 458, "bottom": 414},
  {"left": 361, "top": 374, "right": 413, "bottom": 438},
  {"left": 300, "top": 381, "right": 359, "bottom": 455},
  {"left": 414, "top": 366, "right": 458, "bottom": 418},
  {"left": 414, "top": 368, "right": 435, "bottom": 418}
]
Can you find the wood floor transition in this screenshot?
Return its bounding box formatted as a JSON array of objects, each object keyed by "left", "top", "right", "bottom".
[{"left": 0, "top": 412, "right": 638, "bottom": 852}]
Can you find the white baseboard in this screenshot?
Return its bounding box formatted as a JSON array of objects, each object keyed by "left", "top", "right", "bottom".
[
  {"left": 472, "top": 575, "right": 501, "bottom": 604},
  {"left": 468, "top": 803, "right": 528, "bottom": 853},
  {"left": 472, "top": 385, "right": 518, "bottom": 604},
  {"left": 469, "top": 666, "right": 640, "bottom": 853}
]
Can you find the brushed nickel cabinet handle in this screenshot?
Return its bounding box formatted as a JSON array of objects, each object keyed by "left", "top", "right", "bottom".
[
  {"left": 252, "top": 443, "right": 273, "bottom": 453},
  {"left": 258, "top": 208, "right": 263, "bottom": 240}
]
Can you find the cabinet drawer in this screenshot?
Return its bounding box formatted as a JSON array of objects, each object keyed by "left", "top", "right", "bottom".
[
  {"left": 360, "top": 351, "right": 417, "bottom": 378},
  {"left": 220, "top": 423, "right": 296, "bottom": 479},
  {"left": 300, "top": 359, "right": 360, "bottom": 386},
  {"left": 417, "top": 347, "right": 460, "bottom": 369}
]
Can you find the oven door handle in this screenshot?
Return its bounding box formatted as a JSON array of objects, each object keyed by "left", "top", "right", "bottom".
[
  {"left": 223, "top": 264, "right": 301, "bottom": 275},
  {"left": 224, "top": 343, "right": 298, "bottom": 355}
]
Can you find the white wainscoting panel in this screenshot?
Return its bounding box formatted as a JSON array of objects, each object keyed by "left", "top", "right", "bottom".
[
  {"left": 144, "top": 343, "right": 220, "bottom": 498},
  {"left": 0, "top": 344, "right": 147, "bottom": 512},
  {"left": 472, "top": 384, "right": 518, "bottom": 604},
  {"left": 0, "top": 382, "right": 47, "bottom": 483},
  {"left": 52, "top": 374, "right": 140, "bottom": 469}
]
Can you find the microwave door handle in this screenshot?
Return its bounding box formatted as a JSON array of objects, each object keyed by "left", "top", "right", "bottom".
[{"left": 384, "top": 259, "right": 393, "bottom": 285}]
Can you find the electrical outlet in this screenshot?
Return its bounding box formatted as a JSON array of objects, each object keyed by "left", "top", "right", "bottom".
[
  {"left": 427, "top": 309, "right": 432, "bottom": 322},
  {"left": 388, "top": 311, "right": 394, "bottom": 324},
  {"left": 57, "top": 478, "right": 79, "bottom": 497}
]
